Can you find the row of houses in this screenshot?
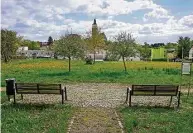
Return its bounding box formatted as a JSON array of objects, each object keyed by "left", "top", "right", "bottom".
[
  {"left": 16, "top": 46, "right": 193, "bottom": 61},
  {"left": 16, "top": 47, "right": 54, "bottom": 58}
]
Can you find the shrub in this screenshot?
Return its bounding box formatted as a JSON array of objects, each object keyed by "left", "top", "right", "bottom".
[
  {"left": 151, "top": 58, "right": 167, "bottom": 62},
  {"left": 85, "top": 56, "right": 93, "bottom": 65}
]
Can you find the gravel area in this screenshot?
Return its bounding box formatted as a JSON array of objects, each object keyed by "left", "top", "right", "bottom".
[{"left": 13, "top": 83, "right": 183, "bottom": 108}]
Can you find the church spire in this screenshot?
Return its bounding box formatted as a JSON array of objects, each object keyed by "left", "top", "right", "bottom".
[{"left": 93, "top": 19, "right": 97, "bottom": 25}]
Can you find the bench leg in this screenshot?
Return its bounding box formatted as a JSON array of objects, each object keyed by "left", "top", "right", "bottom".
[
  {"left": 125, "top": 88, "right": 129, "bottom": 103},
  {"left": 8, "top": 95, "right": 10, "bottom": 101},
  {"left": 62, "top": 89, "right": 64, "bottom": 104},
  {"left": 169, "top": 96, "right": 173, "bottom": 106},
  {"left": 13, "top": 93, "right": 16, "bottom": 104},
  {"left": 64, "top": 87, "right": 67, "bottom": 101},
  {"left": 177, "top": 91, "right": 181, "bottom": 108},
  {"left": 129, "top": 92, "right": 131, "bottom": 107},
  {"left": 21, "top": 94, "right": 23, "bottom": 100}
]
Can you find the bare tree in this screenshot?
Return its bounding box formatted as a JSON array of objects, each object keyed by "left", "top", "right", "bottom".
[{"left": 112, "top": 32, "right": 137, "bottom": 72}]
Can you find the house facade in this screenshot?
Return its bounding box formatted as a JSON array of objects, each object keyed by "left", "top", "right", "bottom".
[{"left": 16, "top": 46, "right": 54, "bottom": 58}]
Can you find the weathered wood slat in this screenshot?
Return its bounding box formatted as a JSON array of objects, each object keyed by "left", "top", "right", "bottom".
[
  {"left": 127, "top": 84, "right": 180, "bottom": 107},
  {"left": 16, "top": 87, "right": 37, "bottom": 90},
  {"left": 14, "top": 83, "right": 66, "bottom": 104}
]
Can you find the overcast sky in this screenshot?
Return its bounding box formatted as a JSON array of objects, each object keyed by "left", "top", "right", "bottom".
[{"left": 1, "top": 0, "right": 193, "bottom": 44}]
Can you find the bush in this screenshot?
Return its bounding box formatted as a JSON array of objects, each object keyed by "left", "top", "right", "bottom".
[
  {"left": 85, "top": 56, "right": 93, "bottom": 65},
  {"left": 151, "top": 58, "right": 167, "bottom": 62},
  {"left": 104, "top": 52, "right": 120, "bottom": 61}
]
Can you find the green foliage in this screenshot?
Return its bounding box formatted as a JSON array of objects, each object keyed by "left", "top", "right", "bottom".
[
  {"left": 54, "top": 34, "right": 85, "bottom": 71},
  {"left": 177, "top": 36, "right": 192, "bottom": 58},
  {"left": 85, "top": 56, "right": 93, "bottom": 64},
  {"left": 21, "top": 39, "right": 40, "bottom": 50},
  {"left": 85, "top": 28, "right": 106, "bottom": 63},
  {"left": 1, "top": 29, "right": 18, "bottom": 62},
  {"left": 137, "top": 44, "right": 151, "bottom": 60},
  {"left": 120, "top": 95, "right": 193, "bottom": 133},
  {"left": 48, "top": 36, "right": 53, "bottom": 45}
]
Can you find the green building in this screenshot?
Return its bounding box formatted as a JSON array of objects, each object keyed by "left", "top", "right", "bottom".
[{"left": 151, "top": 47, "right": 166, "bottom": 60}]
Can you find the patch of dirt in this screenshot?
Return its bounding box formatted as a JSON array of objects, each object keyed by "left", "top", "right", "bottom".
[{"left": 69, "top": 107, "right": 122, "bottom": 133}]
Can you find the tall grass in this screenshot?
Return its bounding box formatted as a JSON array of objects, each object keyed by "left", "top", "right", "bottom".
[{"left": 2, "top": 59, "right": 193, "bottom": 86}]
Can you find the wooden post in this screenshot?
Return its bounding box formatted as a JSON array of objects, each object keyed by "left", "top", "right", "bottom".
[{"left": 64, "top": 87, "right": 67, "bottom": 101}]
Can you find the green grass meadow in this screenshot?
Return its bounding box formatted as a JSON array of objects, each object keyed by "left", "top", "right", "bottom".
[
  {"left": 1, "top": 59, "right": 193, "bottom": 133},
  {"left": 2, "top": 59, "right": 193, "bottom": 86},
  {"left": 119, "top": 94, "right": 193, "bottom": 133},
  {"left": 1, "top": 92, "right": 74, "bottom": 133}
]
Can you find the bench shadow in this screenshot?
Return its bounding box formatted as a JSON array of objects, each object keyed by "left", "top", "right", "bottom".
[
  {"left": 2, "top": 102, "right": 63, "bottom": 111},
  {"left": 122, "top": 104, "right": 175, "bottom": 113}
]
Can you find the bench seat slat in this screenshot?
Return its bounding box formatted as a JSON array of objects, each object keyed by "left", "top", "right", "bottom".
[
  {"left": 17, "top": 87, "right": 37, "bottom": 90},
  {"left": 132, "top": 92, "right": 177, "bottom": 96},
  {"left": 38, "top": 87, "right": 60, "bottom": 89}
]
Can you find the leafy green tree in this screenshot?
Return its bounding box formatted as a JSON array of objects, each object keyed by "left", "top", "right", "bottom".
[
  {"left": 137, "top": 44, "right": 151, "bottom": 61},
  {"left": 21, "top": 39, "right": 40, "bottom": 50},
  {"left": 54, "top": 34, "right": 85, "bottom": 72},
  {"left": 85, "top": 28, "right": 105, "bottom": 64},
  {"left": 48, "top": 36, "right": 53, "bottom": 45},
  {"left": 112, "top": 32, "right": 137, "bottom": 72},
  {"left": 48, "top": 36, "right": 54, "bottom": 50},
  {"left": 177, "top": 36, "right": 192, "bottom": 59},
  {"left": 1, "top": 29, "right": 18, "bottom": 62}
]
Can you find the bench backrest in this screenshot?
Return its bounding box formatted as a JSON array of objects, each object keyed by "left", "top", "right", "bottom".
[
  {"left": 15, "top": 83, "right": 62, "bottom": 94},
  {"left": 131, "top": 85, "right": 179, "bottom": 96}
]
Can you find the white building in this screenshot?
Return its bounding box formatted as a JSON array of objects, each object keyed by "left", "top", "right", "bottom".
[
  {"left": 87, "top": 50, "right": 106, "bottom": 61},
  {"left": 189, "top": 47, "right": 193, "bottom": 59},
  {"left": 16, "top": 46, "right": 54, "bottom": 58}
]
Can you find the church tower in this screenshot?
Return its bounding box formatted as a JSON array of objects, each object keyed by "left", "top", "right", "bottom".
[{"left": 92, "top": 19, "right": 98, "bottom": 38}]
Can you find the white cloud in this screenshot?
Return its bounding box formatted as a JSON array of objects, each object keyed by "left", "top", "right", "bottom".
[
  {"left": 1, "top": 0, "right": 193, "bottom": 43},
  {"left": 178, "top": 14, "right": 193, "bottom": 28},
  {"left": 143, "top": 6, "right": 171, "bottom": 21}
]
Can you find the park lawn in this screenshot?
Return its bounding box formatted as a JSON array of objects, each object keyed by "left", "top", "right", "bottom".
[
  {"left": 119, "top": 94, "right": 193, "bottom": 133},
  {"left": 1, "top": 59, "right": 193, "bottom": 86},
  {"left": 1, "top": 92, "right": 74, "bottom": 133}
]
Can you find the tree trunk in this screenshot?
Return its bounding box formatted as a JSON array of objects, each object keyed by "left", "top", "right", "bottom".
[
  {"left": 93, "top": 51, "right": 96, "bottom": 64},
  {"left": 68, "top": 56, "right": 71, "bottom": 72},
  {"left": 122, "top": 56, "right": 127, "bottom": 72},
  {"left": 4, "top": 54, "right": 8, "bottom": 63}
]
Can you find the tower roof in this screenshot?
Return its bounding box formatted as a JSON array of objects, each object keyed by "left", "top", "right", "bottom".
[{"left": 93, "top": 19, "right": 97, "bottom": 25}]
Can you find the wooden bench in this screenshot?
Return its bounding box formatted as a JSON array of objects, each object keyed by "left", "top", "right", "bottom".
[
  {"left": 13, "top": 83, "right": 67, "bottom": 104},
  {"left": 125, "top": 85, "right": 181, "bottom": 107}
]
